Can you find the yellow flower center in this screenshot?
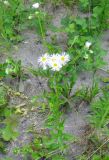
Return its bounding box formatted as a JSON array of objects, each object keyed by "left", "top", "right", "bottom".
[
  {"left": 42, "top": 57, "right": 46, "bottom": 62},
  {"left": 61, "top": 56, "right": 65, "bottom": 61},
  {"left": 53, "top": 63, "right": 58, "bottom": 67}
]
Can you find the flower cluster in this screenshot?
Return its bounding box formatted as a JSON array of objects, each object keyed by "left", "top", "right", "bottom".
[{"left": 38, "top": 52, "right": 70, "bottom": 71}]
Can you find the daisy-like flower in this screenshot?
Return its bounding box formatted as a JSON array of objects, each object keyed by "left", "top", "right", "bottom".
[
  {"left": 38, "top": 53, "right": 49, "bottom": 70},
  {"left": 49, "top": 61, "right": 62, "bottom": 71},
  {"left": 32, "top": 2, "right": 40, "bottom": 9},
  {"left": 85, "top": 41, "right": 92, "bottom": 49},
  {"left": 59, "top": 52, "right": 70, "bottom": 65},
  {"left": 50, "top": 54, "right": 59, "bottom": 63}
]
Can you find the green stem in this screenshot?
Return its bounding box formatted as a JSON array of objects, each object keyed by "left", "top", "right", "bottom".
[{"left": 38, "top": 15, "right": 46, "bottom": 46}]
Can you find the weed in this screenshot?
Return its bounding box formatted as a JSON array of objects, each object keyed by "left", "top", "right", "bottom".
[
  {"left": 28, "top": 1, "right": 50, "bottom": 45},
  {"left": 0, "top": 0, "right": 52, "bottom": 52},
  {"left": 0, "top": 85, "right": 19, "bottom": 152},
  {"left": 0, "top": 0, "right": 30, "bottom": 51},
  {"left": 75, "top": 80, "right": 99, "bottom": 103},
  {"left": 14, "top": 90, "right": 76, "bottom": 159},
  {"left": 90, "top": 90, "right": 109, "bottom": 129},
  {"left": 0, "top": 58, "right": 24, "bottom": 81},
  {"left": 79, "top": 0, "right": 109, "bottom": 32},
  {"left": 5, "top": 58, "right": 22, "bottom": 78},
  {"left": 61, "top": 16, "right": 106, "bottom": 73}
]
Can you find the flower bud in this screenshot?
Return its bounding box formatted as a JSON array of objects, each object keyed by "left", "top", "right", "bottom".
[
  {"left": 85, "top": 41, "right": 92, "bottom": 49},
  {"left": 32, "top": 3, "right": 40, "bottom": 9}
]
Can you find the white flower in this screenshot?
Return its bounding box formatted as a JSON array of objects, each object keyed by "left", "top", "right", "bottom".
[
  {"left": 38, "top": 53, "right": 49, "bottom": 70},
  {"left": 49, "top": 54, "right": 59, "bottom": 63},
  {"left": 85, "top": 41, "right": 92, "bottom": 49},
  {"left": 59, "top": 52, "right": 70, "bottom": 65},
  {"left": 32, "top": 3, "right": 40, "bottom": 9},
  {"left": 49, "top": 61, "right": 62, "bottom": 71}
]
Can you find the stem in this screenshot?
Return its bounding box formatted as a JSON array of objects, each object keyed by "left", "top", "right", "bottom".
[
  {"left": 53, "top": 72, "right": 58, "bottom": 95},
  {"left": 88, "top": 0, "right": 91, "bottom": 33},
  {"left": 38, "top": 15, "right": 46, "bottom": 46}
]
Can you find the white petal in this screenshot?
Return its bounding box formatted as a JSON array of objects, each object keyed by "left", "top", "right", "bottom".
[
  {"left": 32, "top": 3, "right": 40, "bottom": 9},
  {"left": 85, "top": 41, "right": 92, "bottom": 49}
]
